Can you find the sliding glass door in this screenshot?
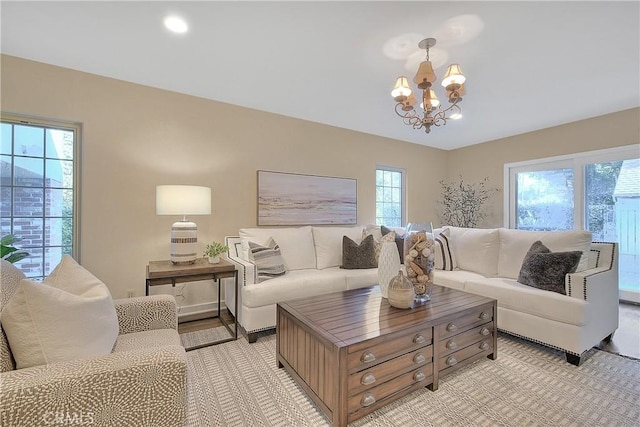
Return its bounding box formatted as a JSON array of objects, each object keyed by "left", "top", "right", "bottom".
[{"left": 507, "top": 146, "right": 640, "bottom": 303}]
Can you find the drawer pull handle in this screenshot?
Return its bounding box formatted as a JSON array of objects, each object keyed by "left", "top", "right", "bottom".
[
  {"left": 361, "top": 373, "right": 376, "bottom": 386},
  {"left": 446, "top": 323, "right": 457, "bottom": 332},
  {"left": 361, "top": 351, "right": 376, "bottom": 363},
  {"left": 413, "top": 334, "right": 426, "bottom": 344},
  {"left": 480, "top": 341, "right": 490, "bottom": 351},
  {"left": 446, "top": 356, "right": 458, "bottom": 366},
  {"left": 361, "top": 393, "right": 376, "bottom": 407},
  {"left": 480, "top": 327, "right": 491, "bottom": 336},
  {"left": 413, "top": 353, "right": 426, "bottom": 364},
  {"left": 480, "top": 311, "right": 490, "bottom": 320},
  {"left": 446, "top": 340, "right": 457, "bottom": 350},
  {"left": 413, "top": 371, "right": 426, "bottom": 382}
]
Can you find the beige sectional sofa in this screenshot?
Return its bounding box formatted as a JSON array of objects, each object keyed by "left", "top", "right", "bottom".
[{"left": 225, "top": 225, "right": 618, "bottom": 365}]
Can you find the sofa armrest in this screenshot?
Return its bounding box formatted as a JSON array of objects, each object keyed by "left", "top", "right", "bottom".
[
  {"left": 113, "top": 294, "right": 178, "bottom": 334},
  {"left": 565, "top": 242, "right": 618, "bottom": 303},
  {"left": 0, "top": 346, "right": 186, "bottom": 427},
  {"left": 225, "top": 236, "right": 257, "bottom": 286}
]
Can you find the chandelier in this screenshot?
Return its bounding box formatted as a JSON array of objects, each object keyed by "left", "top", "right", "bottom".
[{"left": 391, "top": 38, "right": 466, "bottom": 134}]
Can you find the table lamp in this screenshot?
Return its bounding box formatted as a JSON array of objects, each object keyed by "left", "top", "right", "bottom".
[{"left": 156, "top": 185, "right": 211, "bottom": 264}]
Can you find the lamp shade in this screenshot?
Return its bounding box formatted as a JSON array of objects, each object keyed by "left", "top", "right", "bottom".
[
  {"left": 391, "top": 76, "right": 412, "bottom": 101},
  {"left": 441, "top": 64, "right": 466, "bottom": 89},
  {"left": 413, "top": 60, "right": 436, "bottom": 89},
  {"left": 156, "top": 185, "right": 211, "bottom": 216}
]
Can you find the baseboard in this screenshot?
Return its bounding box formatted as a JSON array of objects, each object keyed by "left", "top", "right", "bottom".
[{"left": 177, "top": 301, "right": 225, "bottom": 323}]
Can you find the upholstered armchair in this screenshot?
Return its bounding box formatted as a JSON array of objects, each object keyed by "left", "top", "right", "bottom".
[{"left": 0, "top": 259, "right": 187, "bottom": 427}]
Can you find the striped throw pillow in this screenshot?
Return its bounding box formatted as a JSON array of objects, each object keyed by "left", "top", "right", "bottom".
[
  {"left": 248, "top": 238, "right": 286, "bottom": 283},
  {"left": 434, "top": 228, "right": 457, "bottom": 271}
]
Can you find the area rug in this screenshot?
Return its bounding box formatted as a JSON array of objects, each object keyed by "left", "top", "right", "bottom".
[{"left": 184, "top": 332, "right": 640, "bottom": 426}]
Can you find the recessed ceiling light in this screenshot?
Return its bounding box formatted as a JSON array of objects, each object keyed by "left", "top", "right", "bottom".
[{"left": 164, "top": 16, "right": 188, "bottom": 34}]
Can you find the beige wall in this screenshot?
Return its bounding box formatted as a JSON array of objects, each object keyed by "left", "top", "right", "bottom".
[
  {"left": 447, "top": 108, "right": 640, "bottom": 228},
  {"left": 1, "top": 55, "right": 447, "bottom": 299},
  {"left": 3, "top": 55, "right": 638, "bottom": 300}
]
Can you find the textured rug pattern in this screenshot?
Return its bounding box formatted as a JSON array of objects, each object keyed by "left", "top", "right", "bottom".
[{"left": 185, "top": 333, "right": 640, "bottom": 426}]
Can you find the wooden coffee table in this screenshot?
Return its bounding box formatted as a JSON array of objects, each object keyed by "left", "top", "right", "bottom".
[{"left": 276, "top": 285, "right": 497, "bottom": 426}]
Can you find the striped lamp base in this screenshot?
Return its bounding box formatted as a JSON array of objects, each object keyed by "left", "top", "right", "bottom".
[{"left": 170, "top": 220, "right": 198, "bottom": 264}]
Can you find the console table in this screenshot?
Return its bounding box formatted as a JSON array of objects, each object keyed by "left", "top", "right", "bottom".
[{"left": 146, "top": 258, "right": 238, "bottom": 349}]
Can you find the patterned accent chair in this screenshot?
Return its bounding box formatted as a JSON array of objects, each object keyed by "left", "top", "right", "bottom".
[{"left": 0, "top": 260, "right": 187, "bottom": 427}]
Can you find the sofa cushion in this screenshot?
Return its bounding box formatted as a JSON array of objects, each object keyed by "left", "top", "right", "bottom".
[
  {"left": 447, "top": 227, "right": 500, "bottom": 276},
  {"left": 248, "top": 238, "right": 286, "bottom": 283},
  {"left": 517, "top": 241, "right": 582, "bottom": 295},
  {"left": 242, "top": 268, "right": 347, "bottom": 308},
  {"left": 434, "top": 269, "right": 486, "bottom": 291},
  {"left": 313, "top": 226, "right": 364, "bottom": 269},
  {"left": 344, "top": 268, "right": 379, "bottom": 290},
  {"left": 434, "top": 228, "right": 457, "bottom": 271},
  {"left": 498, "top": 228, "right": 592, "bottom": 279},
  {"left": 342, "top": 234, "right": 377, "bottom": 269},
  {"left": 1, "top": 255, "right": 119, "bottom": 369},
  {"left": 464, "top": 277, "right": 589, "bottom": 326},
  {"left": 239, "top": 226, "right": 316, "bottom": 270}
]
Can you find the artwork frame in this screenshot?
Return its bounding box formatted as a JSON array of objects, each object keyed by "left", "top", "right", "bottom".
[{"left": 257, "top": 170, "right": 357, "bottom": 226}]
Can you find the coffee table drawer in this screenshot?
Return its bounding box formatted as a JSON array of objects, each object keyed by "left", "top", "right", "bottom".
[
  {"left": 348, "top": 365, "right": 433, "bottom": 414},
  {"left": 348, "top": 346, "right": 432, "bottom": 396},
  {"left": 436, "top": 305, "right": 493, "bottom": 340},
  {"left": 347, "top": 329, "right": 432, "bottom": 372},
  {"left": 438, "top": 338, "right": 493, "bottom": 371},
  {"left": 438, "top": 323, "right": 493, "bottom": 357}
]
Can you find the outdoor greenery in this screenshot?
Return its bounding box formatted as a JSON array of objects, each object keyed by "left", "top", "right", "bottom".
[
  {"left": 436, "top": 176, "right": 499, "bottom": 228},
  {"left": 1, "top": 234, "right": 29, "bottom": 264},
  {"left": 203, "top": 241, "right": 229, "bottom": 258}
]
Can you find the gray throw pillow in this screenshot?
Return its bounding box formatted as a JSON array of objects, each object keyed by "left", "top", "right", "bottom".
[
  {"left": 248, "top": 237, "right": 286, "bottom": 282},
  {"left": 517, "top": 240, "right": 582, "bottom": 295},
  {"left": 341, "top": 234, "right": 377, "bottom": 269}
]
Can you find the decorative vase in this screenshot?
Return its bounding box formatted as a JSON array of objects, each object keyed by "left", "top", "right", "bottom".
[
  {"left": 387, "top": 270, "right": 414, "bottom": 309},
  {"left": 378, "top": 241, "right": 401, "bottom": 298},
  {"left": 404, "top": 224, "right": 435, "bottom": 304},
  {"left": 208, "top": 255, "right": 220, "bottom": 264}
]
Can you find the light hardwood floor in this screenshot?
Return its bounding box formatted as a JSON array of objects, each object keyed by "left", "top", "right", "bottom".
[{"left": 178, "top": 303, "right": 640, "bottom": 359}]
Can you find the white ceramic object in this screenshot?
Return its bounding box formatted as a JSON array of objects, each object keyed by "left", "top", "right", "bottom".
[{"left": 378, "top": 241, "right": 401, "bottom": 298}]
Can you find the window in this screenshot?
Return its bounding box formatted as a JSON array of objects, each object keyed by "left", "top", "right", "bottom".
[
  {"left": 1, "top": 114, "right": 80, "bottom": 280},
  {"left": 376, "top": 167, "right": 404, "bottom": 227},
  {"left": 505, "top": 146, "right": 640, "bottom": 303}
]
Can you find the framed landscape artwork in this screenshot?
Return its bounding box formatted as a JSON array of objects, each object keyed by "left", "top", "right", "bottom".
[{"left": 257, "top": 171, "right": 357, "bottom": 226}]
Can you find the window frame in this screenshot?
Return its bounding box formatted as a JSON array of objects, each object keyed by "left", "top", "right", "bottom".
[
  {"left": 1, "top": 113, "right": 82, "bottom": 277},
  {"left": 504, "top": 145, "right": 639, "bottom": 229},
  {"left": 375, "top": 165, "right": 406, "bottom": 227}
]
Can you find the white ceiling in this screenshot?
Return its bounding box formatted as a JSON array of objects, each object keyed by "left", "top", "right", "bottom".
[{"left": 1, "top": 1, "right": 638, "bottom": 150}]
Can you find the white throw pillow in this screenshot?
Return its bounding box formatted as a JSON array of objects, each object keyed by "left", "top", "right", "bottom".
[
  {"left": 239, "top": 226, "right": 316, "bottom": 271},
  {"left": 447, "top": 227, "right": 501, "bottom": 276},
  {"left": 1, "top": 255, "right": 119, "bottom": 369},
  {"left": 498, "top": 228, "right": 592, "bottom": 279},
  {"left": 313, "top": 226, "right": 364, "bottom": 269}
]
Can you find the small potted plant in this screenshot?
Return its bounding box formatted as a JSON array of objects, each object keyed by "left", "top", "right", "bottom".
[{"left": 203, "top": 241, "right": 229, "bottom": 264}]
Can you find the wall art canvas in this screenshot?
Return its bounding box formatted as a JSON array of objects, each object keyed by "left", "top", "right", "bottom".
[{"left": 258, "top": 171, "right": 357, "bottom": 226}]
